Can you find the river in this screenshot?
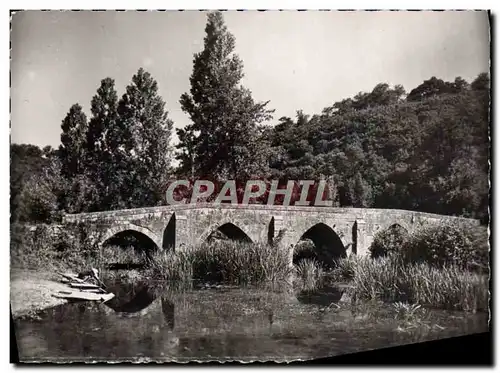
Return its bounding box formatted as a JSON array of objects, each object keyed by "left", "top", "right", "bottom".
[{"left": 13, "top": 279, "right": 489, "bottom": 362}]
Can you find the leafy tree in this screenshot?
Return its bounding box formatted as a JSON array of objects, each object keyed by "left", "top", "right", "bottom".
[
  {"left": 16, "top": 155, "right": 64, "bottom": 223},
  {"left": 117, "top": 68, "right": 174, "bottom": 208},
  {"left": 406, "top": 76, "right": 468, "bottom": 101},
  {"left": 58, "top": 104, "right": 88, "bottom": 180},
  {"left": 177, "top": 11, "right": 274, "bottom": 180},
  {"left": 10, "top": 144, "right": 50, "bottom": 222},
  {"left": 265, "top": 73, "right": 489, "bottom": 219},
  {"left": 84, "top": 78, "right": 120, "bottom": 211}
]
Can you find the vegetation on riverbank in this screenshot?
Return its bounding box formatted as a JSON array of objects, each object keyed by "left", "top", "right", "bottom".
[
  {"left": 10, "top": 223, "right": 103, "bottom": 272},
  {"left": 11, "top": 216, "right": 489, "bottom": 313},
  {"left": 332, "top": 255, "right": 488, "bottom": 312},
  {"left": 145, "top": 241, "right": 294, "bottom": 291},
  {"left": 330, "top": 222, "right": 489, "bottom": 311}
]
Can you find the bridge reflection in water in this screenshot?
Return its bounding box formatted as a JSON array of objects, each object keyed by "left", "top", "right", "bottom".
[{"left": 13, "top": 279, "right": 489, "bottom": 362}]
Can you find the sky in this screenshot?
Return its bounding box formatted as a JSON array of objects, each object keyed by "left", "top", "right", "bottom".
[{"left": 10, "top": 10, "right": 490, "bottom": 149}]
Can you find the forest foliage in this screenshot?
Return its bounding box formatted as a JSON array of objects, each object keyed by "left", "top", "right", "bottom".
[{"left": 10, "top": 11, "right": 490, "bottom": 224}]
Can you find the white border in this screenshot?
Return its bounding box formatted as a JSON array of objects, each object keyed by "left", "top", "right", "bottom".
[{"left": 4, "top": 1, "right": 497, "bottom": 371}]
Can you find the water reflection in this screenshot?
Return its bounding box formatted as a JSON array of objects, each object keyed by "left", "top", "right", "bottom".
[
  {"left": 104, "top": 280, "right": 158, "bottom": 313},
  {"left": 13, "top": 282, "right": 489, "bottom": 362},
  {"left": 296, "top": 285, "right": 345, "bottom": 307}
]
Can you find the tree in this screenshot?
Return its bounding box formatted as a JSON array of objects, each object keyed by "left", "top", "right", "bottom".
[
  {"left": 265, "top": 74, "right": 489, "bottom": 218},
  {"left": 471, "top": 72, "right": 490, "bottom": 92},
  {"left": 177, "top": 11, "right": 274, "bottom": 180},
  {"left": 11, "top": 144, "right": 50, "bottom": 222},
  {"left": 59, "top": 104, "right": 88, "bottom": 180},
  {"left": 16, "top": 155, "right": 64, "bottom": 223},
  {"left": 116, "top": 68, "right": 174, "bottom": 208},
  {"left": 84, "top": 78, "right": 120, "bottom": 210},
  {"left": 406, "top": 76, "right": 467, "bottom": 101}
]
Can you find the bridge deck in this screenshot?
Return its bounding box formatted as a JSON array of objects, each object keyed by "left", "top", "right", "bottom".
[{"left": 62, "top": 203, "right": 480, "bottom": 224}]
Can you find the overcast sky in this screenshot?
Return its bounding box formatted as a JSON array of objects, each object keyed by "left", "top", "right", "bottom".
[{"left": 10, "top": 10, "right": 490, "bottom": 148}]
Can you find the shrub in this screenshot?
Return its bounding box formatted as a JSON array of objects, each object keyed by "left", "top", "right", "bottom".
[
  {"left": 293, "top": 238, "right": 317, "bottom": 263},
  {"left": 10, "top": 224, "right": 60, "bottom": 270},
  {"left": 10, "top": 222, "right": 104, "bottom": 272},
  {"left": 369, "top": 224, "right": 409, "bottom": 258},
  {"left": 403, "top": 223, "right": 489, "bottom": 272}
]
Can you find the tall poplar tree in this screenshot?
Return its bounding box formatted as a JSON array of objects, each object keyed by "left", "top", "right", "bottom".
[
  {"left": 84, "top": 77, "right": 120, "bottom": 210},
  {"left": 177, "top": 11, "right": 274, "bottom": 180},
  {"left": 117, "top": 68, "right": 173, "bottom": 208},
  {"left": 59, "top": 103, "right": 88, "bottom": 179}
]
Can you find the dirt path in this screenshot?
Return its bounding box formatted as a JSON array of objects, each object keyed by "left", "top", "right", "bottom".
[{"left": 10, "top": 268, "right": 69, "bottom": 319}]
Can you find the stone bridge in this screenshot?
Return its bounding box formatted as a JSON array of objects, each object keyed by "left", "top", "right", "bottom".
[{"left": 62, "top": 204, "right": 480, "bottom": 259}]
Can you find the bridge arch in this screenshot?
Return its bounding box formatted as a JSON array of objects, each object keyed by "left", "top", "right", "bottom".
[
  {"left": 100, "top": 224, "right": 162, "bottom": 252},
  {"left": 292, "top": 222, "right": 347, "bottom": 268},
  {"left": 197, "top": 221, "right": 255, "bottom": 245}
]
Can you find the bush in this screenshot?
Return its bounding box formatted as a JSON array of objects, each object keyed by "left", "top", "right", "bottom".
[
  {"left": 403, "top": 223, "right": 489, "bottom": 272},
  {"left": 10, "top": 222, "right": 104, "bottom": 272},
  {"left": 293, "top": 238, "right": 317, "bottom": 263},
  {"left": 10, "top": 224, "right": 60, "bottom": 270},
  {"left": 369, "top": 224, "right": 409, "bottom": 258}
]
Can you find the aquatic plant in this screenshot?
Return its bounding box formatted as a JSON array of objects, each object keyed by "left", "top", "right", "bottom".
[
  {"left": 146, "top": 248, "right": 195, "bottom": 291},
  {"left": 328, "top": 255, "right": 359, "bottom": 283},
  {"left": 145, "top": 241, "right": 293, "bottom": 291},
  {"left": 101, "top": 245, "right": 148, "bottom": 265},
  {"left": 348, "top": 254, "right": 488, "bottom": 312},
  {"left": 392, "top": 302, "right": 422, "bottom": 321},
  {"left": 192, "top": 241, "right": 293, "bottom": 290},
  {"left": 294, "top": 258, "right": 324, "bottom": 292}
]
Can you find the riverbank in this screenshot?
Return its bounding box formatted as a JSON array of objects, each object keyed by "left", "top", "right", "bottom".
[{"left": 10, "top": 268, "right": 69, "bottom": 319}]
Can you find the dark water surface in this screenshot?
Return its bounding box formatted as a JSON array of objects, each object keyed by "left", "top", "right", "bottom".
[{"left": 13, "top": 281, "right": 488, "bottom": 362}]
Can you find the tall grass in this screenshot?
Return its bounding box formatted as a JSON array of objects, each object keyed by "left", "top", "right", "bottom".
[
  {"left": 145, "top": 248, "right": 195, "bottom": 291},
  {"left": 338, "top": 255, "right": 488, "bottom": 312},
  {"left": 101, "top": 245, "right": 149, "bottom": 265},
  {"left": 146, "top": 241, "right": 293, "bottom": 291},
  {"left": 294, "top": 258, "right": 324, "bottom": 291}
]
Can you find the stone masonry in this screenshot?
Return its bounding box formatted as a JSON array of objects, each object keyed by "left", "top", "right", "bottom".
[{"left": 62, "top": 204, "right": 481, "bottom": 257}]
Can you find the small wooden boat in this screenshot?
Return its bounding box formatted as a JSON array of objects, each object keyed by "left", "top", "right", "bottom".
[
  {"left": 53, "top": 268, "right": 114, "bottom": 303},
  {"left": 52, "top": 291, "right": 115, "bottom": 302}
]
